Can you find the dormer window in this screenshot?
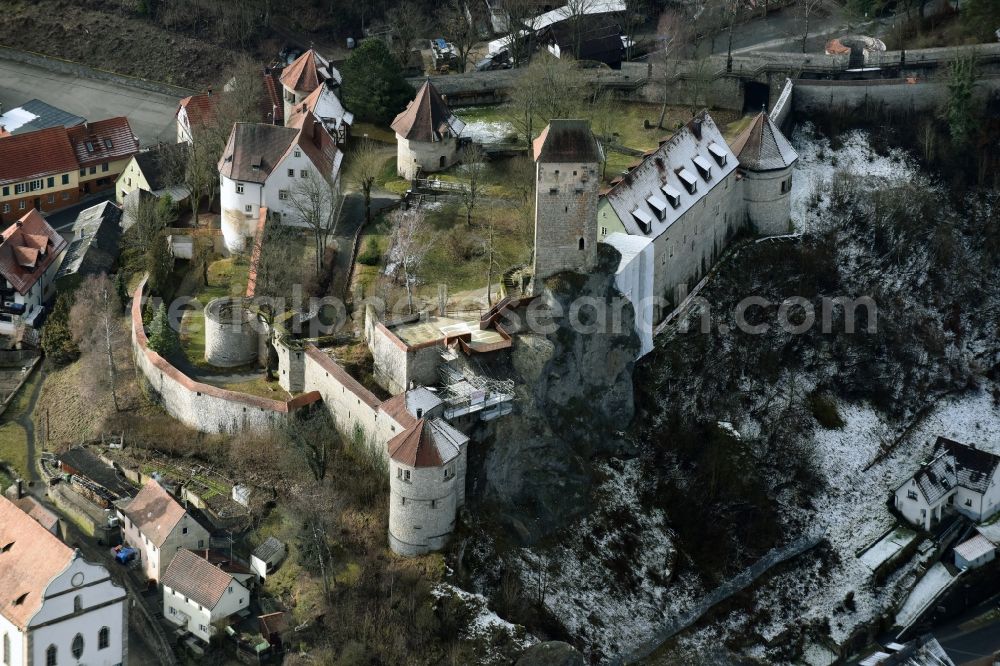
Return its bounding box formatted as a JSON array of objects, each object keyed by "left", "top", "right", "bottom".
[
  {"left": 85, "top": 141, "right": 94, "bottom": 153},
  {"left": 104, "top": 139, "right": 113, "bottom": 149},
  {"left": 631, "top": 208, "right": 653, "bottom": 234},
  {"left": 677, "top": 168, "right": 697, "bottom": 194},
  {"left": 646, "top": 195, "right": 668, "bottom": 221},
  {"left": 693, "top": 156, "right": 713, "bottom": 181},
  {"left": 660, "top": 184, "right": 681, "bottom": 208},
  {"left": 708, "top": 142, "right": 728, "bottom": 166}
]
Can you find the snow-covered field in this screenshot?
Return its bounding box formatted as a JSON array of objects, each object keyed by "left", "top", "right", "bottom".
[
  {"left": 894, "top": 562, "right": 955, "bottom": 627},
  {"left": 789, "top": 123, "right": 922, "bottom": 230},
  {"left": 432, "top": 583, "right": 537, "bottom": 664},
  {"left": 462, "top": 120, "right": 516, "bottom": 144}
]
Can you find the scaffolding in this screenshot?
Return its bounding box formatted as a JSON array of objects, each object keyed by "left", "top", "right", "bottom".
[{"left": 439, "top": 363, "right": 515, "bottom": 421}]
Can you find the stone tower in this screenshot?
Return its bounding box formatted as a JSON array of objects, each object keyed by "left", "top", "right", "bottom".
[
  {"left": 731, "top": 110, "right": 799, "bottom": 236},
  {"left": 531, "top": 120, "right": 603, "bottom": 290}
]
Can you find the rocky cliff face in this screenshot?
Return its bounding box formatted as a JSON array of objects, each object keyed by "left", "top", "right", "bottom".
[{"left": 470, "top": 244, "right": 640, "bottom": 544}]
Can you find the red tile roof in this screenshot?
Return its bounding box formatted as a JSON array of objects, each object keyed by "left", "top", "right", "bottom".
[
  {"left": 162, "top": 549, "right": 238, "bottom": 610},
  {"left": 0, "top": 125, "right": 78, "bottom": 185},
  {"left": 379, "top": 393, "right": 417, "bottom": 430},
  {"left": 177, "top": 93, "right": 219, "bottom": 133},
  {"left": 291, "top": 111, "right": 342, "bottom": 182},
  {"left": 0, "top": 209, "right": 68, "bottom": 295},
  {"left": 280, "top": 49, "right": 326, "bottom": 94},
  {"left": 388, "top": 419, "right": 442, "bottom": 467},
  {"left": 67, "top": 117, "right": 140, "bottom": 167},
  {"left": 14, "top": 496, "right": 59, "bottom": 533},
  {"left": 390, "top": 80, "right": 463, "bottom": 143},
  {"left": 0, "top": 495, "right": 74, "bottom": 630}
]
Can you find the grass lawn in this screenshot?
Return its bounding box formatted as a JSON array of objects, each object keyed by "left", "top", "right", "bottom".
[
  {"left": 0, "top": 367, "right": 41, "bottom": 477},
  {"left": 352, "top": 122, "right": 397, "bottom": 145},
  {"left": 374, "top": 155, "right": 410, "bottom": 195},
  {"left": 218, "top": 376, "right": 292, "bottom": 400},
  {"left": 179, "top": 257, "right": 250, "bottom": 369}
]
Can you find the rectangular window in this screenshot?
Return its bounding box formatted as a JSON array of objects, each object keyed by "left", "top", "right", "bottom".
[
  {"left": 287, "top": 169, "right": 294, "bottom": 177},
  {"left": 104, "top": 139, "right": 113, "bottom": 149},
  {"left": 80, "top": 169, "right": 86, "bottom": 176},
  {"left": 62, "top": 192, "right": 70, "bottom": 200},
  {"left": 47, "top": 177, "right": 54, "bottom": 188},
  {"left": 300, "top": 169, "right": 308, "bottom": 178},
  {"left": 1, "top": 186, "right": 7, "bottom": 196},
  {"left": 431, "top": 500, "right": 436, "bottom": 509},
  {"left": 18, "top": 201, "right": 25, "bottom": 210},
  {"left": 89, "top": 166, "right": 96, "bottom": 175},
  {"left": 62, "top": 174, "right": 69, "bottom": 185},
  {"left": 294, "top": 150, "right": 301, "bottom": 158},
  {"left": 403, "top": 470, "right": 411, "bottom": 482},
  {"left": 182, "top": 527, "right": 188, "bottom": 534},
  {"left": 907, "top": 490, "right": 917, "bottom": 500},
  {"left": 14, "top": 184, "right": 25, "bottom": 195},
  {"left": 1, "top": 204, "right": 8, "bottom": 214},
  {"left": 30, "top": 179, "right": 43, "bottom": 191},
  {"left": 245, "top": 205, "right": 253, "bottom": 213},
  {"left": 236, "top": 182, "right": 244, "bottom": 194},
  {"left": 102, "top": 163, "right": 109, "bottom": 173},
  {"left": 965, "top": 498, "right": 973, "bottom": 507},
  {"left": 278, "top": 190, "right": 289, "bottom": 200},
  {"left": 47, "top": 195, "right": 55, "bottom": 204}
]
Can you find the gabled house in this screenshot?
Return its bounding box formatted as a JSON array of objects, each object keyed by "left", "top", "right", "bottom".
[
  {"left": 279, "top": 49, "right": 342, "bottom": 124},
  {"left": 0, "top": 99, "right": 85, "bottom": 136},
  {"left": 391, "top": 80, "right": 466, "bottom": 180},
  {"left": 115, "top": 142, "right": 190, "bottom": 205},
  {"left": 894, "top": 437, "right": 1000, "bottom": 531},
  {"left": 0, "top": 209, "right": 68, "bottom": 333},
  {"left": 540, "top": 16, "right": 625, "bottom": 68},
  {"left": 67, "top": 117, "right": 140, "bottom": 197},
  {"left": 116, "top": 479, "right": 210, "bottom": 583},
  {"left": 56, "top": 201, "right": 123, "bottom": 287},
  {"left": 162, "top": 549, "right": 250, "bottom": 643},
  {"left": 176, "top": 92, "right": 219, "bottom": 145},
  {"left": 285, "top": 81, "right": 354, "bottom": 145},
  {"left": 0, "top": 495, "right": 128, "bottom": 666},
  {"left": 218, "top": 111, "right": 343, "bottom": 252}
]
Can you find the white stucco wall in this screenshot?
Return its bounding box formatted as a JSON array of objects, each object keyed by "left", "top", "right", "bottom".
[
  {"left": 163, "top": 577, "right": 248, "bottom": 643},
  {"left": 395, "top": 135, "right": 458, "bottom": 180},
  {"left": 388, "top": 460, "right": 461, "bottom": 556},
  {"left": 604, "top": 233, "right": 655, "bottom": 358},
  {"left": 220, "top": 175, "right": 264, "bottom": 253},
  {"left": 118, "top": 509, "right": 209, "bottom": 583}
]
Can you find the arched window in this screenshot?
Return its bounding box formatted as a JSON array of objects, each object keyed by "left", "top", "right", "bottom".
[
  {"left": 439, "top": 156, "right": 446, "bottom": 168},
  {"left": 578, "top": 238, "right": 585, "bottom": 251},
  {"left": 73, "top": 595, "right": 82, "bottom": 612},
  {"left": 71, "top": 634, "right": 84, "bottom": 659},
  {"left": 45, "top": 645, "right": 56, "bottom": 666},
  {"left": 98, "top": 626, "right": 110, "bottom": 650}
]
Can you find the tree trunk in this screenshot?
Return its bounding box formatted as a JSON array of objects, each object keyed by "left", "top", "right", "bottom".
[
  {"left": 727, "top": 15, "right": 735, "bottom": 72},
  {"left": 486, "top": 223, "right": 495, "bottom": 306},
  {"left": 801, "top": 9, "right": 810, "bottom": 54},
  {"left": 102, "top": 290, "right": 120, "bottom": 412}
]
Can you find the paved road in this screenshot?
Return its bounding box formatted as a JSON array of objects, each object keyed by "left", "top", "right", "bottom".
[
  {"left": 330, "top": 188, "right": 399, "bottom": 299},
  {"left": 0, "top": 58, "right": 180, "bottom": 145},
  {"left": 935, "top": 598, "right": 1000, "bottom": 664}
]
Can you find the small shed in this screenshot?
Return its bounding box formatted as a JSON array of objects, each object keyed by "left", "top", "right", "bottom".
[
  {"left": 954, "top": 534, "right": 996, "bottom": 570},
  {"left": 251, "top": 537, "right": 287, "bottom": 579}
]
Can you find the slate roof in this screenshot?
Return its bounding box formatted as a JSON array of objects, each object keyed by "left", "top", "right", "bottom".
[
  {"left": 119, "top": 480, "right": 187, "bottom": 548},
  {"left": 217, "top": 123, "right": 298, "bottom": 184},
  {"left": 391, "top": 80, "right": 465, "bottom": 143},
  {"left": 388, "top": 418, "right": 466, "bottom": 468},
  {"left": 0, "top": 126, "right": 79, "bottom": 185},
  {"left": 912, "top": 437, "right": 1000, "bottom": 504},
  {"left": 533, "top": 119, "right": 603, "bottom": 163},
  {"left": 252, "top": 536, "right": 286, "bottom": 563},
  {"left": 0, "top": 495, "right": 75, "bottom": 630},
  {"left": 730, "top": 111, "right": 798, "bottom": 172},
  {"left": 280, "top": 49, "right": 341, "bottom": 94},
  {"left": 0, "top": 209, "right": 68, "bottom": 295},
  {"left": 57, "top": 446, "right": 134, "bottom": 498},
  {"left": 56, "top": 201, "right": 123, "bottom": 280},
  {"left": 290, "top": 111, "right": 343, "bottom": 183},
  {"left": 603, "top": 112, "right": 738, "bottom": 239},
  {"left": 67, "top": 117, "right": 140, "bottom": 168},
  {"left": 133, "top": 143, "right": 188, "bottom": 192},
  {"left": 0, "top": 99, "right": 85, "bottom": 136},
  {"left": 162, "top": 549, "right": 237, "bottom": 610}
]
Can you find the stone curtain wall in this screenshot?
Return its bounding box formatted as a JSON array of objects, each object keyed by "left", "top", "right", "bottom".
[
  {"left": 131, "top": 278, "right": 321, "bottom": 433},
  {"left": 792, "top": 77, "right": 1000, "bottom": 116}
]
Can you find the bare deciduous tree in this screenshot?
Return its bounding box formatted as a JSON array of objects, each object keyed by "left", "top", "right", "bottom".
[
  {"left": 387, "top": 208, "right": 435, "bottom": 314},
  {"left": 501, "top": 0, "right": 537, "bottom": 68},
  {"left": 798, "top": 0, "right": 824, "bottom": 53},
  {"left": 653, "top": 11, "right": 690, "bottom": 129},
  {"left": 507, "top": 55, "right": 586, "bottom": 145},
  {"left": 287, "top": 173, "right": 345, "bottom": 275},
  {"left": 440, "top": 0, "right": 481, "bottom": 73},
  {"left": 387, "top": 1, "right": 428, "bottom": 68},
  {"left": 70, "top": 274, "right": 126, "bottom": 412},
  {"left": 459, "top": 143, "right": 488, "bottom": 227},
  {"left": 349, "top": 139, "right": 385, "bottom": 224}
]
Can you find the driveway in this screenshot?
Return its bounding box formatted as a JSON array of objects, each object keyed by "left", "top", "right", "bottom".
[
  {"left": 0, "top": 58, "right": 180, "bottom": 145},
  {"left": 935, "top": 598, "right": 1000, "bottom": 665},
  {"left": 330, "top": 188, "right": 400, "bottom": 299}
]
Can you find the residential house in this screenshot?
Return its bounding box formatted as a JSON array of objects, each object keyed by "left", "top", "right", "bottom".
[
  {"left": 217, "top": 111, "right": 343, "bottom": 252},
  {"left": 391, "top": 80, "right": 466, "bottom": 180},
  {"left": 68, "top": 118, "right": 140, "bottom": 198},
  {"left": 284, "top": 80, "right": 353, "bottom": 145},
  {"left": 0, "top": 209, "right": 68, "bottom": 333},
  {"left": 162, "top": 549, "right": 250, "bottom": 643},
  {"left": 56, "top": 201, "right": 124, "bottom": 287},
  {"left": 117, "top": 479, "right": 210, "bottom": 583},
  {"left": 176, "top": 92, "right": 219, "bottom": 144},
  {"left": 0, "top": 495, "right": 128, "bottom": 666},
  {"left": 115, "top": 142, "right": 190, "bottom": 206},
  {"left": 0, "top": 99, "right": 85, "bottom": 136},
  {"left": 279, "top": 49, "right": 341, "bottom": 124},
  {"left": 893, "top": 437, "right": 1000, "bottom": 531},
  {"left": 5, "top": 480, "right": 60, "bottom": 535},
  {"left": 0, "top": 117, "right": 138, "bottom": 224},
  {"left": 249, "top": 537, "right": 286, "bottom": 580},
  {"left": 540, "top": 16, "right": 625, "bottom": 68}
]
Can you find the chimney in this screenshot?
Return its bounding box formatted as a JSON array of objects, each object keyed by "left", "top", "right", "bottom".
[
  {"left": 416, "top": 408, "right": 423, "bottom": 419},
  {"left": 312, "top": 120, "right": 322, "bottom": 148},
  {"left": 690, "top": 118, "right": 702, "bottom": 140},
  {"left": 14, "top": 478, "right": 23, "bottom": 499},
  {"left": 207, "top": 87, "right": 213, "bottom": 96}
]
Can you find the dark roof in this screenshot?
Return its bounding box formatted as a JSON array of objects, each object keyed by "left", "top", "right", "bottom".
[
  {"left": 0, "top": 99, "right": 85, "bottom": 136},
  {"left": 217, "top": 123, "right": 298, "bottom": 184},
  {"left": 730, "top": 111, "right": 797, "bottom": 171},
  {"left": 252, "top": 536, "right": 285, "bottom": 562},
  {"left": 288, "top": 111, "right": 342, "bottom": 182},
  {"left": 133, "top": 143, "right": 188, "bottom": 192},
  {"left": 67, "top": 117, "right": 140, "bottom": 168},
  {"left": 390, "top": 80, "right": 464, "bottom": 143},
  {"left": 913, "top": 437, "right": 1000, "bottom": 503},
  {"left": 0, "top": 209, "right": 68, "bottom": 295},
  {"left": 545, "top": 17, "right": 624, "bottom": 64},
  {"left": 532, "top": 119, "right": 602, "bottom": 163},
  {"left": 0, "top": 126, "right": 79, "bottom": 185},
  {"left": 57, "top": 446, "right": 134, "bottom": 498},
  {"left": 161, "top": 549, "right": 238, "bottom": 610}
]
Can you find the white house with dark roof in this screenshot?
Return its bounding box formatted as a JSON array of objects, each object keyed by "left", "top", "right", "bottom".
[
  {"left": 117, "top": 479, "right": 210, "bottom": 583},
  {"left": 597, "top": 110, "right": 797, "bottom": 322},
  {"left": 0, "top": 209, "right": 68, "bottom": 333},
  {"left": 893, "top": 436, "right": 1000, "bottom": 531},
  {"left": 162, "top": 549, "right": 250, "bottom": 643},
  {"left": 279, "top": 49, "right": 341, "bottom": 124},
  {"left": 390, "top": 80, "right": 466, "bottom": 180},
  {"left": 386, "top": 388, "right": 470, "bottom": 556},
  {"left": 218, "top": 111, "right": 343, "bottom": 252},
  {"left": 0, "top": 495, "right": 127, "bottom": 666},
  {"left": 285, "top": 81, "right": 353, "bottom": 146}
]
